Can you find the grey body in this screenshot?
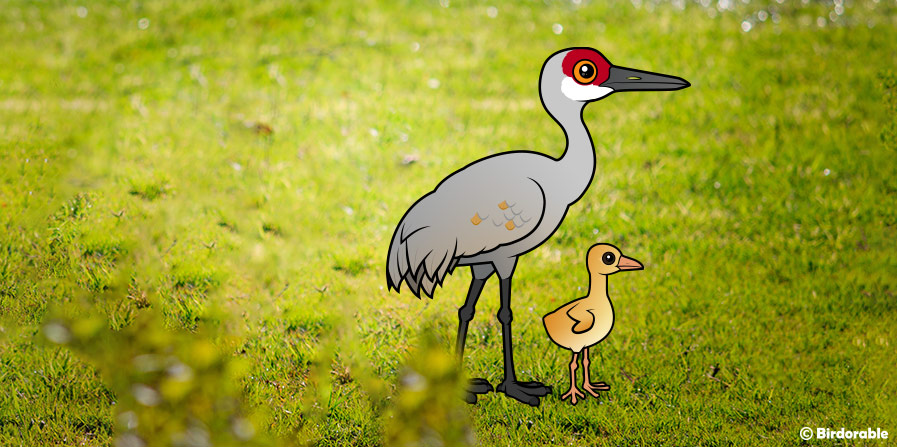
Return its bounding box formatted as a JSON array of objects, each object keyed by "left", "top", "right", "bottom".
[{"left": 386, "top": 54, "right": 591, "bottom": 292}]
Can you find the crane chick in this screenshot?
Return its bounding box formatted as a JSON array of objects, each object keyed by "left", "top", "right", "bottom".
[{"left": 543, "top": 243, "right": 643, "bottom": 405}]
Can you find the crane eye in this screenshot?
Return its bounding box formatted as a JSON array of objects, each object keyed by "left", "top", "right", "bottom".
[
  {"left": 602, "top": 252, "right": 615, "bottom": 265},
  {"left": 573, "top": 60, "right": 597, "bottom": 84}
]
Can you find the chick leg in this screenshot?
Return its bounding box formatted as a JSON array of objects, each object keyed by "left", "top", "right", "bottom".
[
  {"left": 581, "top": 347, "right": 610, "bottom": 397},
  {"left": 560, "top": 352, "right": 585, "bottom": 405}
]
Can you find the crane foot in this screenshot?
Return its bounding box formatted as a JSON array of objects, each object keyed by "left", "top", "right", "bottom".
[
  {"left": 496, "top": 380, "right": 551, "bottom": 407},
  {"left": 464, "top": 378, "right": 493, "bottom": 404}
]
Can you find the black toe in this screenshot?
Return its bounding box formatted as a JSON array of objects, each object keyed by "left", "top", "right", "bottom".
[
  {"left": 496, "top": 381, "right": 542, "bottom": 407},
  {"left": 517, "top": 381, "right": 552, "bottom": 396},
  {"left": 463, "top": 378, "right": 493, "bottom": 404},
  {"left": 468, "top": 378, "right": 494, "bottom": 395}
]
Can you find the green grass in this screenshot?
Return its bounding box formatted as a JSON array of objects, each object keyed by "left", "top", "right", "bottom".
[{"left": 2, "top": 0, "right": 896, "bottom": 445}]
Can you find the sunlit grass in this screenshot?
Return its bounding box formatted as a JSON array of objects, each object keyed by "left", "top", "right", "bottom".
[{"left": 1, "top": 0, "right": 896, "bottom": 445}]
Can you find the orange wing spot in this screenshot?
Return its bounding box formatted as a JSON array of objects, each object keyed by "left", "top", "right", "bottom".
[
  {"left": 471, "top": 214, "right": 482, "bottom": 225},
  {"left": 498, "top": 201, "right": 509, "bottom": 210},
  {"left": 505, "top": 220, "right": 515, "bottom": 230}
]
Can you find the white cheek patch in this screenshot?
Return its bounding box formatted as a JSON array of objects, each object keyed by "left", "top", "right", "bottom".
[{"left": 561, "top": 77, "right": 613, "bottom": 102}]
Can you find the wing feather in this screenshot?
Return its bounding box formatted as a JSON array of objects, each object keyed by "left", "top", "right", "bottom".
[
  {"left": 418, "top": 163, "right": 545, "bottom": 257},
  {"left": 386, "top": 151, "right": 552, "bottom": 295},
  {"left": 567, "top": 304, "right": 595, "bottom": 334}
]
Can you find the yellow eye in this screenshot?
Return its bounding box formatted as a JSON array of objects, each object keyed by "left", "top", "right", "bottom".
[{"left": 573, "top": 60, "right": 597, "bottom": 84}]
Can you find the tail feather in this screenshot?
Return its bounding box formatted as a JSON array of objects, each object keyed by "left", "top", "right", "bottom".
[
  {"left": 408, "top": 248, "right": 433, "bottom": 277},
  {"left": 397, "top": 242, "right": 408, "bottom": 283},
  {"left": 419, "top": 272, "right": 437, "bottom": 298},
  {"left": 403, "top": 271, "right": 420, "bottom": 295},
  {"left": 386, "top": 215, "right": 457, "bottom": 297},
  {"left": 387, "top": 230, "right": 404, "bottom": 290},
  {"left": 436, "top": 240, "right": 458, "bottom": 281},
  {"left": 425, "top": 250, "right": 447, "bottom": 279}
]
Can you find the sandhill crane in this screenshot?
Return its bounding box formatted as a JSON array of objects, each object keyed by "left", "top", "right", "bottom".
[{"left": 386, "top": 47, "right": 689, "bottom": 406}]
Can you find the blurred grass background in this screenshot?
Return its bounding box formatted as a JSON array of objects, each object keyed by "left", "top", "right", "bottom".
[{"left": 1, "top": 0, "right": 896, "bottom": 445}]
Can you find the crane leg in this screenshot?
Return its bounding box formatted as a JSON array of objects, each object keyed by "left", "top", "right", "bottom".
[
  {"left": 456, "top": 264, "right": 493, "bottom": 358},
  {"left": 494, "top": 276, "right": 552, "bottom": 407},
  {"left": 458, "top": 264, "right": 494, "bottom": 403}
]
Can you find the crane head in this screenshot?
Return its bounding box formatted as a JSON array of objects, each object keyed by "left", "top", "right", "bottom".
[{"left": 542, "top": 48, "right": 690, "bottom": 104}]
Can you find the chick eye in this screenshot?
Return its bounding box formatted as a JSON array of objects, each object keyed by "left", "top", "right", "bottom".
[
  {"left": 573, "top": 60, "right": 597, "bottom": 84},
  {"left": 602, "top": 252, "right": 615, "bottom": 265}
]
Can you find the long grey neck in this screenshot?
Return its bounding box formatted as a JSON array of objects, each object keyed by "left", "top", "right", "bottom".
[{"left": 552, "top": 104, "right": 595, "bottom": 203}]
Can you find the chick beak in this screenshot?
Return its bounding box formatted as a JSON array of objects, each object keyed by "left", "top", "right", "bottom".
[
  {"left": 617, "top": 255, "right": 644, "bottom": 271},
  {"left": 600, "top": 66, "right": 690, "bottom": 92}
]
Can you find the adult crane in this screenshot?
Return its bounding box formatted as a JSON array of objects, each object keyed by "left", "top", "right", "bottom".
[{"left": 386, "top": 47, "right": 689, "bottom": 406}]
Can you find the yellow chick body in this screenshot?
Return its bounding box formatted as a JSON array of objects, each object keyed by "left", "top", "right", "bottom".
[{"left": 542, "top": 243, "right": 643, "bottom": 405}]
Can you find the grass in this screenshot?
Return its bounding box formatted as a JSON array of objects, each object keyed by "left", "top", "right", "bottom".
[{"left": 2, "top": 0, "right": 896, "bottom": 445}]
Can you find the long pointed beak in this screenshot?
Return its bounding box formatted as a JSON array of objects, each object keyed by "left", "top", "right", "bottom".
[
  {"left": 600, "top": 66, "right": 690, "bottom": 92},
  {"left": 617, "top": 255, "right": 644, "bottom": 271}
]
